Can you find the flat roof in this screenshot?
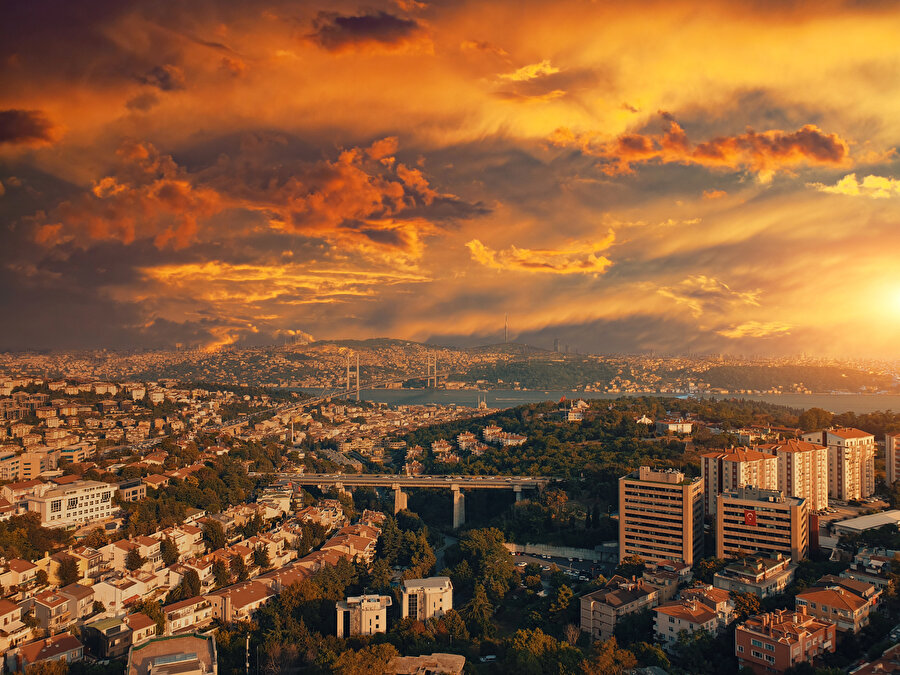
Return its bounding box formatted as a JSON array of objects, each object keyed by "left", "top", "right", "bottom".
[{"left": 834, "top": 510, "right": 900, "bottom": 533}]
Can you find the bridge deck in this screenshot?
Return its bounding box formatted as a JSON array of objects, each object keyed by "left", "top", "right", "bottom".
[{"left": 285, "top": 473, "right": 549, "bottom": 489}]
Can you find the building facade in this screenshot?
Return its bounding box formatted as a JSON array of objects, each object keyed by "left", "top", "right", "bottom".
[
  {"left": 735, "top": 609, "right": 835, "bottom": 675},
  {"left": 758, "top": 439, "right": 829, "bottom": 513},
  {"left": 335, "top": 594, "right": 391, "bottom": 637},
  {"left": 580, "top": 575, "right": 659, "bottom": 641},
  {"left": 400, "top": 577, "right": 453, "bottom": 621},
  {"left": 802, "top": 428, "right": 876, "bottom": 500},
  {"left": 27, "top": 480, "right": 116, "bottom": 527},
  {"left": 701, "top": 449, "right": 778, "bottom": 517},
  {"left": 886, "top": 433, "right": 900, "bottom": 485},
  {"left": 716, "top": 486, "right": 808, "bottom": 562},
  {"left": 619, "top": 467, "right": 704, "bottom": 566}
]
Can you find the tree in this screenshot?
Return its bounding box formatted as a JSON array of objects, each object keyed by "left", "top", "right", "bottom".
[
  {"left": 550, "top": 584, "right": 574, "bottom": 620},
  {"left": 92, "top": 600, "right": 106, "bottom": 615},
  {"left": 181, "top": 569, "right": 202, "bottom": 598},
  {"left": 694, "top": 558, "right": 728, "bottom": 584},
  {"left": 125, "top": 548, "right": 146, "bottom": 572},
  {"left": 57, "top": 555, "right": 80, "bottom": 586},
  {"left": 615, "top": 555, "right": 645, "bottom": 579},
  {"left": 213, "top": 559, "right": 230, "bottom": 588},
  {"left": 83, "top": 527, "right": 108, "bottom": 549},
  {"left": 160, "top": 537, "right": 179, "bottom": 566},
  {"left": 462, "top": 583, "right": 494, "bottom": 637},
  {"left": 25, "top": 661, "right": 68, "bottom": 675},
  {"left": 35, "top": 569, "right": 49, "bottom": 586},
  {"left": 203, "top": 520, "right": 227, "bottom": 552},
  {"left": 230, "top": 554, "right": 249, "bottom": 582},
  {"left": 333, "top": 644, "right": 399, "bottom": 675},
  {"left": 732, "top": 591, "right": 761, "bottom": 620},
  {"left": 799, "top": 408, "right": 833, "bottom": 432},
  {"left": 252, "top": 545, "right": 271, "bottom": 570},
  {"left": 583, "top": 637, "right": 638, "bottom": 675}
]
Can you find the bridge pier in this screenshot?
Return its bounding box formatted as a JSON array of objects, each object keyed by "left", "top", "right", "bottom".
[
  {"left": 334, "top": 482, "right": 351, "bottom": 498},
  {"left": 392, "top": 484, "right": 408, "bottom": 514},
  {"left": 451, "top": 485, "right": 465, "bottom": 529},
  {"left": 514, "top": 485, "right": 523, "bottom": 503}
]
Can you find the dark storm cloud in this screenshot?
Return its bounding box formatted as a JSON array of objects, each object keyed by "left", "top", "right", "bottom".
[
  {"left": 138, "top": 65, "right": 186, "bottom": 91},
  {"left": 0, "top": 110, "right": 59, "bottom": 145},
  {"left": 307, "top": 10, "right": 425, "bottom": 52}
]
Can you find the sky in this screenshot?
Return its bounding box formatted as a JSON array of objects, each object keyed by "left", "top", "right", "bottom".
[{"left": 2, "top": 0, "right": 900, "bottom": 356}]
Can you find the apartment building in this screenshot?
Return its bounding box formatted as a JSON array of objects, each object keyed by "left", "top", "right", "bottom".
[
  {"left": 580, "top": 575, "right": 659, "bottom": 641},
  {"left": 619, "top": 466, "right": 704, "bottom": 566},
  {"left": 802, "top": 428, "right": 876, "bottom": 500},
  {"left": 701, "top": 449, "right": 778, "bottom": 517},
  {"left": 335, "top": 594, "right": 392, "bottom": 637},
  {"left": 735, "top": 609, "right": 835, "bottom": 675},
  {"left": 757, "top": 439, "right": 829, "bottom": 513},
  {"left": 716, "top": 486, "right": 808, "bottom": 562},
  {"left": 886, "top": 432, "right": 900, "bottom": 485},
  {"left": 400, "top": 577, "right": 453, "bottom": 621},
  {"left": 205, "top": 580, "right": 274, "bottom": 623},
  {"left": 713, "top": 554, "right": 796, "bottom": 598},
  {"left": 795, "top": 576, "right": 881, "bottom": 634},
  {"left": 27, "top": 480, "right": 116, "bottom": 527},
  {"left": 653, "top": 599, "right": 718, "bottom": 649}
]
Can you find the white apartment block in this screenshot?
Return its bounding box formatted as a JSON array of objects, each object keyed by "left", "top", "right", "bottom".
[
  {"left": 400, "top": 577, "right": 453, "bottom": 621},
  {"left": 803, "top": 428, "right": 875, "bottom": 501},
  {"left": 336, "top": 594, "right": 391, "bottom": 637},
  {"left": 758, "top": 439, "right": 829, "bottom": 512},
  {"left": 887, "top": 433, "right": 900, "bottom": 485},
  {"left": 701, "top": 449, "right": 778, "bottom": 517},
  {"left": 27, "top": 480, "right": 116, "bottom": 527}
]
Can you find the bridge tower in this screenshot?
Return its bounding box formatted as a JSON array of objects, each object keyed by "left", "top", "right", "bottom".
[
  {"left": 392, "top": 483, "right": 408, "bottom": 514},
  {"left": 346, "top": 353, "right": 361, "bottom": 400}
]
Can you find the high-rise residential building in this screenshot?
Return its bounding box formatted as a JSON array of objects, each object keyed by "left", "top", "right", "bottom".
[
  {"left": 886, "top": 433, "right": 900, "bottom": 485},
  {"left": 802, "top": 428, "right": 875, "bottom": 500},
  {"left": 716, "top": 486, "right": 809, "bottom": 562},
  {"left": 757, "top": 439, "right": 829, "bottom": 512},
  {"left": 335, "top": 594, "right": 391, "bottom": 637},
  {"left": 619, "top": 466, "right": 704, "bottom": 567},
  {"left": 400, "top": 577, "right": 453, "bottom": 621},
  {"left": 701, "top": 449, "right": 778, "bottom": 517}
]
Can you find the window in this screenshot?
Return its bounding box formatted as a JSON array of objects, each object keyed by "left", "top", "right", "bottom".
[
  {"left": 765, "top": 644, "right": 774, "bottom": 652},
  {"left": 752, "top": 650, "right": 763, "bottom": 659},
  {"left": 751, "top": 639, "right": 763, "bottom": 648},
  {"left": 51, "top": 500, "right": 62, "bottom": 513},
  {"left": 737, "top": 646, "right": 744, "bottom": 653}
]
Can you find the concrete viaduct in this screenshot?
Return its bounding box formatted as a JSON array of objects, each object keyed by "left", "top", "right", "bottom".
[{"left": 288, "top": 473, "right": 551, "bottom": 529}]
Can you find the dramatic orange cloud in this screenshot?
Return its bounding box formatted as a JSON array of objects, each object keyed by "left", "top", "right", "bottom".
[
  {"left": 306, "top": 10, "right": 431, "bottom": 53},
  {"left": 466, "top": 232, "right": 615, "bottom": 275},
  {"left": 808, "top": 173, "right": 900, "bottom": 198},
  {"left": 553, "top": 115, "right": 851, "bottom": 178}
]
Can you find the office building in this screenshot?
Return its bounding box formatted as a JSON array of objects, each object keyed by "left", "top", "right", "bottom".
[
  {"left": 757, "top": 439, "right": 829, "bottom": 512},
  {"left": 701, "top": 449, "right": 778, "bottom": 517},
  {"left": 619, "top": 466, "right": 703, "bottom": 566},
  {"left": 336, "top": 594, "right": 391, "bottom": 637},
  {"left": 716, "top": 486, "right": 808, "bottom": 562},
  {"left": 400, "top": 577, "right": 453, "bottom": 621}
]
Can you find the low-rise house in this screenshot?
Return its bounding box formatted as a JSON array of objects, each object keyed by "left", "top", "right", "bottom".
[
  {"left": 58, "top": 583, "right": 95, "bottom": 623},
  {"left": 125, "top": 613, "right": 157, "bottom": 646},
  {"left": 83, "top": 617, "right": 133, "bottom": 660},
  {"left": 713, "top": 554, "right": 796, "bottom": 598},
  {"left": 205, "top": 580, "right": 274, "bottom": 623},
  {"left": 580, "top": 575, "right": 659, "bottom": 641},
  {"left": 0, "top": 599, "right": 31, "bottom": 653},
  {"left": 680, "top": 585, "right": 734, "bottom": 631},
  {"left": 6, "top": 633, "right": 84, "bottom": 672},
  {"left": 795, "top": 576, "right": 881, "bottom": 634},
  {"left": 2, "top": 559, "right": 38, "bottom": 589},
  {"left": 163, "top": 596, "right": 214, "bottom": 635},
  {"left": 32, "top": 589, "right": 73, "bottom": 633},
  {"left": 654, "top": 598, "right": 718, "bottom": 649},
  {"left": 735, "top": 609, "right": 835, "bottom": 675},
  {"left": 840, "top": 550, "right": 898, "bottom": 592}
]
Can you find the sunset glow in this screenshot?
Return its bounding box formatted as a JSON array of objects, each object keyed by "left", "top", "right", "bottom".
[{"left": 2, "top": 0, "right": 899, "bottom": 355}]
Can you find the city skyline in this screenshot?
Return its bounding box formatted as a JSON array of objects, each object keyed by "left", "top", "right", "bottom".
[{"left": 2, "top": 1, "right": 900, "bottom": 356}]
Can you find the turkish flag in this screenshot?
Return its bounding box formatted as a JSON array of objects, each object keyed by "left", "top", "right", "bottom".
[{"left": 744, "top": 509, "right": 757, "bottom": 526}]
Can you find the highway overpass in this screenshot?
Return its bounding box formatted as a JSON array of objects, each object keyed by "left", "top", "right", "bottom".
[{"left": 286, "top": 473, "right": 552, "bottom": 528}]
